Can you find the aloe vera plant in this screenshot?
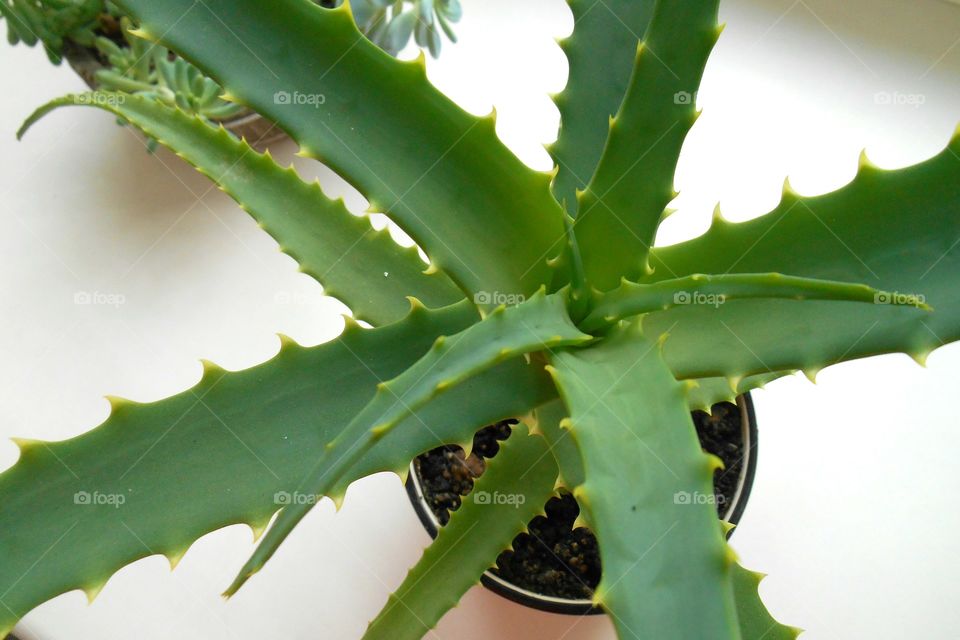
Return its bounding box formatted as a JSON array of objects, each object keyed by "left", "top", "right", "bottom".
[{"left": 4, "top": 0, "right": 957, "bottom": 638}]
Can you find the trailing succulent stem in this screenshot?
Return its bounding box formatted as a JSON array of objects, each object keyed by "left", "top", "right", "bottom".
[{"left": 7, "top": 0, "right": 960, "bottom": 638}]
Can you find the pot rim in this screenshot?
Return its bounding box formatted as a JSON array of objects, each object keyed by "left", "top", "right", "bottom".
[{"left": 404, "top": 392, "right": 759, "bottom": 616}]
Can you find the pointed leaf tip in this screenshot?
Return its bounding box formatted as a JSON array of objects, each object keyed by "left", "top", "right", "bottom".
[
  {"left": 782, "top": 176, "right": 798, "bottom": 199},
  {"left": 199, "top": 358, "right": 226, "bottom": 376},
  {"left": 248, "top": 519, "right": 270, "bottom": 542},
  {"left": 276, "top": 333, "right": 298, "bottom": 350},
  {"left": 727, "top": 375, "right": 743, "bottom": 393},
  {"left": 712, "top": 202, "right": 725, "bottom": 224},
  {"left": 405, "top": 296, "right": 427, "bottom": 313},
  {"left": 104, "top": 395, "right": 129, "bottom": 412},
  {"left": 126, "top": 27, "right": 155, "bottom": 42},
  {"left": 82, "top": 582, "right": 106, "bottom": 605},
  {"left": 166, "top": 549, "right": 187, "bottom": 571}
]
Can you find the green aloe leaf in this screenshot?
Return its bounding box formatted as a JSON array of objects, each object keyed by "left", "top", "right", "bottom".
[
  {"left": 0, "top": 301, "right": 557, "bottom": 636},
  {"left": 549, "top": 0, "right": 655, "bottom": 212},
  {"left": 646, "top": 142, "right": 960, "bottom": 381},
  {"left": 363, "top": 423, "right": 558, "bottom": 640},
  {"left": 226, "top": 289, "right": 592, "bottom": 595},
  {"left": 537, "top": 397, "right": 797, "bottom": 640},
  {"left": 18, "top": 92, "right": 463, "bottom": 326},
  {"left": 581, "top": 272, "right": 921, "bottom": 333},
  {"left": 733, "top": 562, "right": 802, "bottom": 640},
  {"left": 575, "top": 0, "right": 721, "bottom": 289},
  {"left": 686, "top": 372, "right": 789, "bottom": 413},
  {"left": 537, "top": 395, "right": 796, "bottom": 639},
  {"left": 530, "top": 399, "right": 584, "bottom": 491},
  {"left": 111, "top": 0, "right": 566, "bottom": 301},
  {"left": 547, "top": 323, "right": 739, "bottom": 639}
]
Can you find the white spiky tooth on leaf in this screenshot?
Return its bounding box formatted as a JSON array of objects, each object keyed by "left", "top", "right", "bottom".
[
  {"left": 727, "top": 375, "right": 743, "bottom": 393},
  {"left": 706, "top": 452, "right": 725, "bottom": 472},
  {"left": 712, "top": 202, "right": 725, "bottom": 224},
  {"left": 198, "top": 359, "right": 226, "bottom": 377},
  {"left": 910, "top": 350, "right": 930, "bottom": 368},
  {"left": 166, "top": 548, "right": 188, "bottom": 571},
  {"left": 248, "top": 518, "right": 270, "bottom": 542},
  {"left": 83, "top": 582, "right": 107, "bottom": 605},
  {"left": 276, "top": 333, "right": 298, "bottom": 350},
  {"left": 782, "top": 175, "right": 799, "bottom": 199},
  {"left": 126, "top": 27, "right": 155, "bottom": 42},
  {"left": 104, "top": 395, "right": 128, "bottom": 412}
]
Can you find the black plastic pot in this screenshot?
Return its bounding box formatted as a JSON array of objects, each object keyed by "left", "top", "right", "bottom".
[{"left": 405, "top": 393, "right": 760, "bottom": 616}]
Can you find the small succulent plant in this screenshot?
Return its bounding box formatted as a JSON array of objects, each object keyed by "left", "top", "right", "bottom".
[
  {"left": 4, "top": 1, "right": 958, "bottom": 639},
  {"left": 0, "top": 0, "right": 102, "bottom": 62},
  {"left": 321, "top": 0, "right": 461, "bottom": 57},
  {"left": 91, "top": 16, "right": 244, "bottom": 130},
  {"left": 2, "top": 0, "right": 458, "bottom": 132}
]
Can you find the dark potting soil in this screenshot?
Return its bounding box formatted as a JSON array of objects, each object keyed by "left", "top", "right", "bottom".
[{"left": 412, "top": 400, "right": 746, "bottom": 601}]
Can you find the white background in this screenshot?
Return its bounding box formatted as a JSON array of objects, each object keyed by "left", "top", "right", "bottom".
[{"left": 3, "top": 0, "right": 960, "bottom": 638}]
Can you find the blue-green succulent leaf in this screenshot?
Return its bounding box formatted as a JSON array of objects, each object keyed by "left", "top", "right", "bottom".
[{"left": 548, "top": 323, "right": 739, "bottom": 639}]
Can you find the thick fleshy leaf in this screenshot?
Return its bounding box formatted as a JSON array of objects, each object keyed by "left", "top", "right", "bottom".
[
  {"left": 227, "top": 290, "right": 592, "bottom": 595},
  {"left": 575, "top": 0, "right": 721, "bottom": 289},
  {"left": 363, "top": 423, "right": 558, "bottom": 640},
  {"left": 686, "top": 373, "right": 789, "bottom": 413},
  {"left": 111, "top": 0, "right": 566, "bottom": 301},
  {"left": 549, "top": 0, "right": 654, "bottom": 212},
  {"left": 19, "top": 92, "right": 462, "bottom": 325},
  {"left": 646, "top": 140, "right": 960, "bottom": 381},
  {"left": 548, "top": 324, "right": 739, "bottom": 639},
  {"left": 733, "top": 563, "right": 801, "bottom": 640},
  {"left": 537, "top": 396, "right": 796, "bottom": 639},
  {"left": 0, "top": 301, "right": 556, "bottom": 636},
  {"left": 530, "top": 399, "right": 585, "bottom": 490},
  {"left": 581, "top": 272, "right": 915, "bottom": 332}
]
